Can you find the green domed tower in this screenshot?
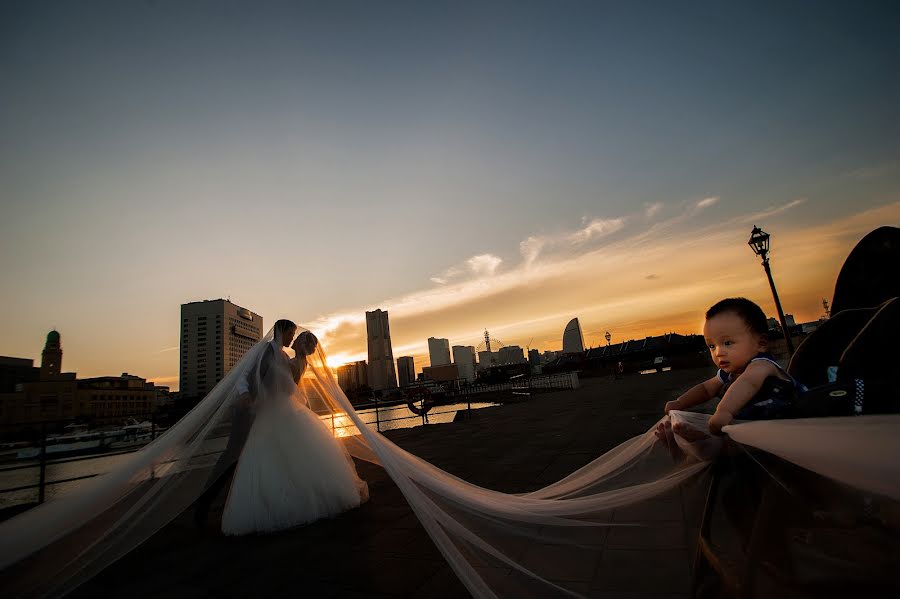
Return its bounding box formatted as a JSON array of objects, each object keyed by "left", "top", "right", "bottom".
[{"left": 41, "top": 330, "right": 62, "bottom": 379}]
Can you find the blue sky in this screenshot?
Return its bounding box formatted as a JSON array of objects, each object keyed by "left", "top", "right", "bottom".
[{"left": 1, "top": 1, "right": 898, "bottom": 386}]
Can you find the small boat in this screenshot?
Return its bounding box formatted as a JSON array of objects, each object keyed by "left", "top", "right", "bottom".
[
  {"left": 16, "top": 424, "right": 119, "bottom": 460},
  {"left": 108, "top": 420, "right": 156, "bottom": 450}
]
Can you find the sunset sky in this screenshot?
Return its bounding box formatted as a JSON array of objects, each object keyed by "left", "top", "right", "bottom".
[{"left": 2, "top": 2, "right": 898, "bottom": 390}]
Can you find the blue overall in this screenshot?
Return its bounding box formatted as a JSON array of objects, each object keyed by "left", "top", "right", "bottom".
[{"left": 718, "top": 353, "right": 808, "bottom": 420}]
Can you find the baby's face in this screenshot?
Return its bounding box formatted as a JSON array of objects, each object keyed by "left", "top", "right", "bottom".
[{"left": 703, "top": 312, "right": 765, "bottom": 375}]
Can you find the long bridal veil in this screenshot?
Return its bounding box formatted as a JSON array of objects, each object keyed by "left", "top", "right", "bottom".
[{"left": 2, "top": 326, "right": 899, "bottom": 597}]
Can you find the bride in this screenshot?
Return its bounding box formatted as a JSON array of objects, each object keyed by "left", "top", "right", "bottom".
[{"left": 209, "top": 319, "right": 368, "bottom": 535}]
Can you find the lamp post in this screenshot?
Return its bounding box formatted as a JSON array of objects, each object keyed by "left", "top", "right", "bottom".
[
  {"left": 604, "top": 331, "right": 611, "bottom": 346},
  {"left": 748, "top": 226, "right": 794, "bottom": 355}
]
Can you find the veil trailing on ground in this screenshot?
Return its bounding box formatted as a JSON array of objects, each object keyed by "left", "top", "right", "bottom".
[{"left": 2, "top": 326, "right": 899, "bottom": 598}]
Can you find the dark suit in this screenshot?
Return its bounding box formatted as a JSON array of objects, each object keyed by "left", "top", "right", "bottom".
[{"left": 194, "top": 342, "right": 276, "bottom": 526}]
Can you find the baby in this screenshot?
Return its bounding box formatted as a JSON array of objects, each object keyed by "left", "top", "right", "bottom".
[{"left": 664, "top": 297, "right": 803, "bottom": 436}]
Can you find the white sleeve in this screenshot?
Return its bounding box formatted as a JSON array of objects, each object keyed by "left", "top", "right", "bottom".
[{"left": 235, "top": 371, "right": 250, "bottom": 395}]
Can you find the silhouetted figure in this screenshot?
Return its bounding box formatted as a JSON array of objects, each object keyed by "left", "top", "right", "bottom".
[{"left": 193, "top": 319, "right": 296, "bottom": 529}]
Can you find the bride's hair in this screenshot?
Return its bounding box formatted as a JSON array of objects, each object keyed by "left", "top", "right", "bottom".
[{"left": 295, "top": 330, "right": 318, "bottom": 355}]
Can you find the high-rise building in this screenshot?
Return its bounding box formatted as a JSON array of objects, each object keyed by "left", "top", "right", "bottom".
[
  {"left": 477, "top": 351, "right": 499, "bottom": 370},
  {"left": 337, "top": 360, "right": 368, "bottom": 393},
  {"left": 452, "top": 346, "right": 476, "bottom": 382},
  {"left": 180, "top": 299, "right": 263, "bottom": 399},
  {"left": 427, "top": 337, "right": 451, "bottom": 367},
  {"left": 366, "top": 309, "right": 397, "bottom": 391},
  {"left": 499, "top": 345, "right": 527, "bottom": 365},
  {"left": 528, "top": 348, "right": 541, "bottom": 366},
  {"left": 562, "top": 318, "right": 585, "bottom": 354},
  {"left": 397, "top": 356, "right": 416, "bottom": 387}
]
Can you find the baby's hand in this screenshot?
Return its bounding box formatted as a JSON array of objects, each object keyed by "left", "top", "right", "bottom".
[
  {"left": 654, "top": 420, "right": 671, "bottom": 441},
  {"left": 672, "top": 421, "right": 710, "bottom": 442},
  {"left": 708, "top": 411, "right": 733, "bottom": 435}
]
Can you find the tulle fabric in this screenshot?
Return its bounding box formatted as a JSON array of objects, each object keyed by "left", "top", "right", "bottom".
[{"left": 1, "top": 326, "right": 898, "bottom": 598}]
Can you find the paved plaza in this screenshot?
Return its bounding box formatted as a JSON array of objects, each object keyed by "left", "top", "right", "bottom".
[{"left": 72, "top": 367, "right": 716, "bottom": 598}]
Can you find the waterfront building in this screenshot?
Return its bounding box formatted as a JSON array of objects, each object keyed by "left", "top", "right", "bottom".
[
  {"left": 498, "top": 345, "right": 526, "bottom": 365},
  {"left": 366, "top": 309, "right": 397, "bottom": 391},
  {"left": 78, "top": 373, "right": 159, "bottom": 419},
  {"left": 477, "top": 351, "right": 499, "bottom": 370},
  {"left": 0, "top": 356, "right": 39, "bottom": 393},
  {"left": 767, "top": 314, "right": 797, "bottom": 331},
  {"left": 562, "top": 318, "right": 585, "bottom": 354},
  {"left": 397, "top": 356, "right": 416, "bottom": 387},
  {"left": 452, "top": 346, "right": 476, "bottom": 382},
  {"left": 337, "top": 360, "right": 369, "bottom": 393},
  {"left": 0, "top": 332, "right": 169, "bottom": 433},
  {"left": 0, "top": 332, "right": 78, "bottom": 431},
  {"left": 423, "top": 364, "right": 459, "bottom": 382},
  {"left": 427, "top": 337, "right": 451, "bottom": 367},
  {"left": 542, "top": 350, "right": 560, "bottom": 363},
  {"left": 528, "top": 348, "right": 541, "bottom": 366},
  {"left": 180, "top": 299, "right": 263, "bottom": 400}
]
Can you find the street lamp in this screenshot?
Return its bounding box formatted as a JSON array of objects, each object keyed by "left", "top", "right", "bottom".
[
  {"left": 748, "top": 226, "right": 794, "bottom": 355},
  {"left": 604, "top": 331, "right": 611, "bottom": 346}
]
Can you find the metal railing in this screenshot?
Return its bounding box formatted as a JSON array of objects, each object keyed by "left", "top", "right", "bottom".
[
  {"left": 0, "top": 411, "right": 162, "bottom": 506},
  {"left": 324, "top": 394, "right": 480, "bottom": 437},
  {"left": 0, "top": 373, "right": 580, "bottom": 509}
]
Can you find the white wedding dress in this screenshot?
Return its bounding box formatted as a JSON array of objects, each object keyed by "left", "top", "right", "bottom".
[{"left": 221, "top": 339, "right": 368, "bottom": 536}]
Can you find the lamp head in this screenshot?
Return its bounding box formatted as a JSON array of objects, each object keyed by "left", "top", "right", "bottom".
[{"left": 748, "top": 226, "right": 770, "bottom": 258}]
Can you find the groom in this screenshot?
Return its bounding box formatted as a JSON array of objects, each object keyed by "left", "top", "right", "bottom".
[{"left": 194, "top": 319, "right": 305, "bottom": 529}]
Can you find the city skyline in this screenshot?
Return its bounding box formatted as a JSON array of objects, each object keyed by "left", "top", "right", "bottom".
[{"left": 2, "top": 2, "right": 899, "bottom": 390}]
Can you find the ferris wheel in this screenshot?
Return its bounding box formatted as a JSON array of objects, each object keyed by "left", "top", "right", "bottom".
[{"left": 475, "top": 329, "right": 505, "bottom": 353}]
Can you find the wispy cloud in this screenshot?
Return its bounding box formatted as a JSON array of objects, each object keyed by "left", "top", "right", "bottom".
[
  {"left": 467, "top": 254, "right": 503, "bottom": 276},
  {"left": 843, "top": 160, "right": 898, "bottom": 181},
  {"left": 431, "top": 254, "right": 501, "bottom": 284},
  {"left": 696, "top": 196, "right": 719, "bottom": 210},
  {"left": 156, "top": 346, "right": 178, "bottom": 353},
  {"left": 568, "top": 217, "right": 626, "bottom": 244},
  {"left": 519, "top": 235, "right": 547, "bottom": 267},
  {"left": 644, "top": 202, "right": 663, "bottom": 218},
  {"left": 742, "top": 198, "right": 806, "bottom": 222}
]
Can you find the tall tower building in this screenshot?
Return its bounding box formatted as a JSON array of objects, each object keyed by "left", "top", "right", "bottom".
[
  {"left": 427, "top": 337, "right": 451, "bottom": 367},
  {"left": 452, "top": 345, "right": 476, "bottom": 382},
  {"left": 397, "top": 356, "right": 416, "bottom": 387},
  {"left": 366, "top": 309, "right": 397, "bottom": 391},
  {"left": 562, "top": 318, "right": 585, "bottom": 354},
  {"left": 41, "top": 330, "right": 62, "bottom": 379},
  {"left": 180, "top": 299, "right": 263, "bottom": 399}
]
